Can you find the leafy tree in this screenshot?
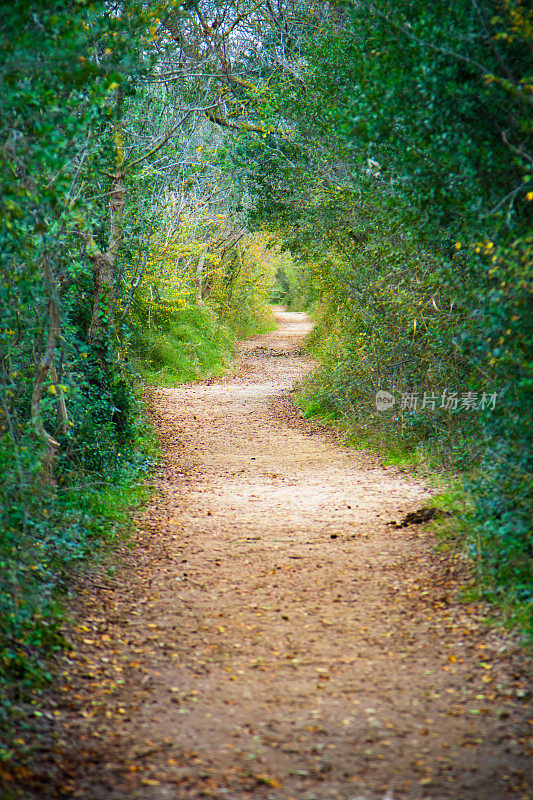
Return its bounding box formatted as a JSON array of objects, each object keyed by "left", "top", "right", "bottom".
[
  {"left": 231, "top": 0, "right": 532, "bottom": 613},
  {"left": 0, "top": 0, "right": 160, "bottom": 710}
]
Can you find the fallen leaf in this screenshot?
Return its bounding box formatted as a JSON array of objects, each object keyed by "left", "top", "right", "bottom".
[{"left": 253, "top": 773, "right": 282, "bottom": 788}]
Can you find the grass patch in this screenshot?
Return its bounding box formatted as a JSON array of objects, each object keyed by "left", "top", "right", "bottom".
[
  {"left": 221, "top": 302, "right": 278, "bottom": 340},
  {"left": 129, "top": 301, "right": 277, "bottom": 387},
  {"left": 427, "top": 485, "right": 532, "bottom": 643},
  {"left": 130, "top": 304, "right": 235, "bottom": 386}
]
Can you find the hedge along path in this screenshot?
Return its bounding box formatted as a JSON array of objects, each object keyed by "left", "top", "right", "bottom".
[{"left": 19, "top": 309, "right": 530, "bottom": 800}]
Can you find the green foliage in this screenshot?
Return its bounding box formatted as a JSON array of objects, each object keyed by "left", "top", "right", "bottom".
[
  {"left": 235, "top": 0, "right": 532, "bottom": 626},
  {"left": 124, "top": 223, "right": 280, "bottom": 385},
  {"left": 129, "top": 298, "right": 235, "bottom": 385},
  {"left": 0, "top": 0, "right": 158, "bottom": 732},
  {"left": 0, "top": 479, "right": 154, "bottom": 757},
  {"left": 0, "top": 420, "right": 156, "bottom": 733},
  {"left": 207, "top": 237, "right": 280, "bottom": 339},
  {"left": 127, "top": 292, "right": 276, "bottom": 388}
]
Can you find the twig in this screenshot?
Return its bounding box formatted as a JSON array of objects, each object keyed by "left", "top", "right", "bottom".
[{"left": 126, "top": 106, "right": 217, "bottom": 170}]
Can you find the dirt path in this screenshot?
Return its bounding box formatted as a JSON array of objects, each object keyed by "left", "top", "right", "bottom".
[{"left": 17, "top": 310, "right": 530, "bottom": 800}]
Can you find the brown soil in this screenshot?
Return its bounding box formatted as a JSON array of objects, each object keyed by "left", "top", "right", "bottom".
[{"left": 10, "top": 310, "right": 531, "bottom": 800}]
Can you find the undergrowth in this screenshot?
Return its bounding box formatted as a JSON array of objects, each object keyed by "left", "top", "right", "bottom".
[
  {"left": 128, "top": 293, "right": 276, "bottom": 386},
  {"left": 0, "top": 382, "right": 157, "bottom": 755},
  {"left": 129, "top": 301, "right": 235, "bottom": 385}
]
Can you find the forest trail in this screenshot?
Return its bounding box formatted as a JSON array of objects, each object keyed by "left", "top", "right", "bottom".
[{"left": 21, "top": 310, "right": 530, "bottom": 800}]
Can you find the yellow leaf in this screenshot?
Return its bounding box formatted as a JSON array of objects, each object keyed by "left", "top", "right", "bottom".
[
  {"left": 254, "top": 773, "right": 282, "bottom": 788},
  {"left": 141, "top": 778, "right": 160, "bottom": 786},
  {"left": 48, "top": 384, "right": 57, "bottom": 395}
]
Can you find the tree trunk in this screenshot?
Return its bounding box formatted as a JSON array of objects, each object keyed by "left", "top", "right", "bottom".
[{"left": 88, "top": 250, "right": 115, "bottom": 344}]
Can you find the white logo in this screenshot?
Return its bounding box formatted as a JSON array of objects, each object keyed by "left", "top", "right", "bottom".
[{"left": 375, "top": 390, "right": 395, "bottom": 411}]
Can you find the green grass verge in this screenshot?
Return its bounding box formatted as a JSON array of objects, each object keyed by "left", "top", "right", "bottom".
[
  {"left": 130, "top": 304, "right": 235, "bottom": 386},
  {"left": 130, "top": 301, "right": 277, "bottom": 386}
]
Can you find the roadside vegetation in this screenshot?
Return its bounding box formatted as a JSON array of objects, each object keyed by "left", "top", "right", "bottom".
[
  {"left": 1, "top": 0, "right": 530, "bottom": 755},
  {"left": 242, "top": 0, "right": 532, "bottom": 634}
]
